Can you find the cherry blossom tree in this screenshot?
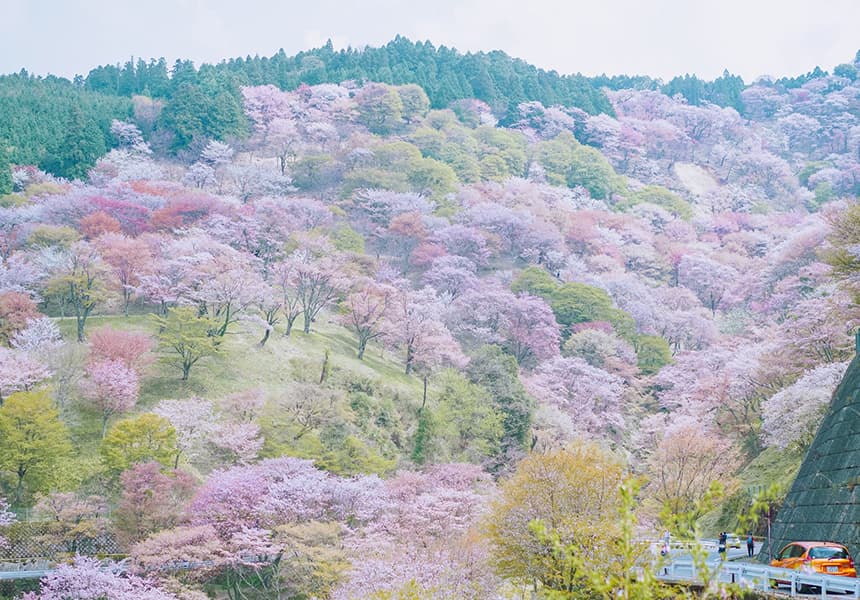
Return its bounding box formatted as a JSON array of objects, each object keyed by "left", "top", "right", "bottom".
[
  {"left": 644, "top": 419, "right": 740, "bottom": 532},
  {"left": 94, "top": 233, "right": 152, "bottom": 316},
  {"left": 410, "top": 321, "right": 469, "bottom": 408},
  {"left": 0, "top": 347, "right": 52, "bottom": 403},
  {"left": 270, "top": 258, "right": 303, "bottom": 337},
  {"left": 83, "top": 359, "right": 140, "bottom": 437},
  {"left": 221, "top": 388, "right": 266, "bottom": 423},
  {"left": 523, "top": 356, "right": 626, "bottom": 441},
  {"left": 386, "top": 287, "right": 444, "bottom": 375},
  {"left": 290, "top": 243, "right": 348, "bottom": 334},
  {"left": 154, "top": 398, "right": 218, "bottom": 467},
  {"left": 562, "top": 327, "right": 638, "bottom": 377},
  {"left": 463, "top": 202, "right": 534, "bottom": 258},
  {"left": 432, "top": 224, "right": 492, "bottom": 265},
  {"left": 131, "top": 523, "right": 282, "bottom": 598},
  {"left": 334, "top": 464, "right": 497, "bottom": 600},
  {"left": 0, "top": 290, "right": 40, "bottom": 345},
  {"left": 10, "top": 317, "right": 63, "bottom": 353},
  {"left": 342, "top": 279, "right": 395, "bottom": 359},
  {"left": 20, "top": 555, "right": 177, "bottom": 600},
  {"left": 87, "top": 326, "right": 154, "bottom": 375},
  {"left": 191, "top": 254, "right": 268, "bottom": 337},
  {"left": 113, "top": 461, "right": 197, "bottom": 546},
  {"left": 447, "top": 284, "right": 510, "bottom": 346},
  {"left": 503, "top": 293, "right": 561, "bottom": 365},
  {"left": 79, "top": 211, "right": 122, "bottom": 239},
  {"left": 211, "top": 421, "right": 264, "bottom": 465},
  {"left": 421, "top": 255, "right": 478, "bottom": 300},
  {"left": 189, "top": 457, "right": 386, "bottom": 536},
  {"left": 241, "top": 84, "right": 299, "bottom": 175},
  {"left": 0, "top": 253, "right": 42, "bottom": 296},
  {"left": 761, "top": 361, "right": 849, "bottom": 451},
  {"left": 677, "top": 254, "right": 739, "bottom": 315}
]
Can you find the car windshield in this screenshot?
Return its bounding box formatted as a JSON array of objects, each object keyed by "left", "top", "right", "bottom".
[{"left": 809, "top": 547, "right": 849, "bottom": 560}]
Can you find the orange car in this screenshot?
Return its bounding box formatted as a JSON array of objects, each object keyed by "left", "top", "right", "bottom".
[{"left": 770, "top": 541, "right": 857, "bottom": 584}]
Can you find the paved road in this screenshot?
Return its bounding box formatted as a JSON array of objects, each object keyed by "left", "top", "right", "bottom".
[{"left": 661, "top": 541, "right": 856, "bottom": 598}]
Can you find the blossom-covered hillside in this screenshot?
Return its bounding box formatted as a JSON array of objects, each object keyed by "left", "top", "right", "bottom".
[{"left": 2, "top": 45, "right": 860, "bottom": 599}]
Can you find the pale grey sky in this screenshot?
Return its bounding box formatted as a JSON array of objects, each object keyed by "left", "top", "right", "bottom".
[{"left": 2, "top": 0, "right": 858, "bottom": 82}]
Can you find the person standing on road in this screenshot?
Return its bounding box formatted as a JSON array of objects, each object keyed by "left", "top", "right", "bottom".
[
  {"left": 746, "top": 532, "right": 755, "bottom": 558},
  {"left": 718, "top": 531, "right": 727, "bottom": 559}
]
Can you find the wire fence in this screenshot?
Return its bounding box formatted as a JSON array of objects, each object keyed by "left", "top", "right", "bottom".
[{"left": 0, "top": 521, "right": 123, "bottom": 562}]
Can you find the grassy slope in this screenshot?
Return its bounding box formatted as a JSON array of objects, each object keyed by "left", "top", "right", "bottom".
[
  {"left": 54, "top": 312, "right": 422, "bottom": 478},
  {"left": 702, "top": 446, "right": 804, "bottom": 536}
]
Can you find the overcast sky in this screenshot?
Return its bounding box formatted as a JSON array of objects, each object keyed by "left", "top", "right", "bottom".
[{"left": 2, "top": 0, "right": 857, "bottom": 83}]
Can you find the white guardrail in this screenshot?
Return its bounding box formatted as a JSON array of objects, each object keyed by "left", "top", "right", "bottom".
[{"left": 658, "top": 558, "right": 860, "bottom": 597}]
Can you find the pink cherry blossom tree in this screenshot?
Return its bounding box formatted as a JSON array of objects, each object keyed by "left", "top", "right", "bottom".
[
  {"left": 113, "top": 461, "right": 197, "bottom": 546},
  {"left": 221, "top": 388, "right": 266, "bottom": 423},
  {"left": 420, "top": 255, "right": 478, "bottom": 300},
  {"left": 503, "top": 293, "right": 561, "bottom": 365},
  {"left": 523, "top": 356, "right": 626, "bottom": 442},
  {"left": 20, "top": 555, "right": 177, "bottom": 600},
  {"left": 291, "top": 245, "right": 349, "bottom": 335},
  {"left": 93, "top": 233, "right": 153, "bottom": 316},
  {"left": 677, "top": 254, "right": 739, "bottom": 315},
  {"left": 82, "top": 359, "right": 140, "bottom": 437},
  {"left": 333, "top": 465, "right": 497, "bottom": 599},
  {"left": 87, "top": 326, "right": 154, "bottom": 375},
  {"left": 342, "top": 279, "right": 395, "bottom": 360},
  {"left": 211, "top": 421, "right": 264, "bottom": 466}
]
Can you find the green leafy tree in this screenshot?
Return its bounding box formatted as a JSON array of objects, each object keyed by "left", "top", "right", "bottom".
[
  {"left": 100, "top": 413, "right": 177, "bottom": 473},
  {"left": 531, "top": 479, "right": 669, "bottom": 600},
  {"left": 466, "top": 345, "right": 534, "bottom": 462},
  {"left": 411, "top": 370, "right": 503, "bottom": 464},
  {"left": 512, "top": 267, "right": 636, "bottom": 339},
  {"left": 410, "top": 408, "right": 436, "bottom": 465},
  {"left": 407, "top": 156, "right": 457, "bottom": 198},
  {"left": 534, "top": 133, "right": 578, "bottom": 186},
  {"left": 511, "top": 266, "right": 559, "bottom": 297},
  {"left": 26, "top": 225, "right": 80, "bottom": 249},
  {"left": 566, "top": 144, "right": 625, "bottom": 200},
  {"left": 622, "top": 185, "right": 693, "bottom": 220},
  {"left": 355, "top": 83, "right": 404, "bottom": 134},
  {"left": 634, "top": 334, "right": 673, "bottom": 375},
  {"left": 475, "top": 126, "right": 528, "bottom": 176},
  {"left": 157, "top": 74, "right": 247, "bottom": 150},
  {"left": 152, "top": 307, "right": 220, "bottom": 381},
  {"left": 0, "top": 390, "right": 73, "bottom": 504},
  {"left": 274, "top": 521, "right": 350, "bottom": 598},
  {"left": 485, "top": 444, "right": 624, "bottom": 590}
]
